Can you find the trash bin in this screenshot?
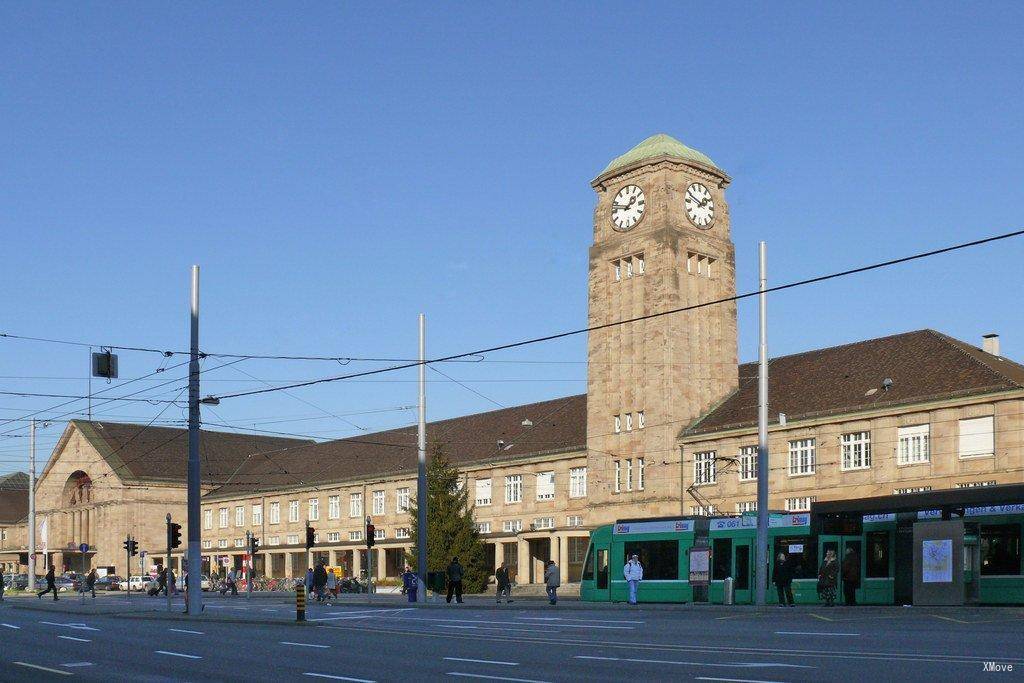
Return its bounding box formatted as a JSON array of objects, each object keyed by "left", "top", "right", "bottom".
[{"left": 723, "top": 576, "right": 735, "bottom": 605}]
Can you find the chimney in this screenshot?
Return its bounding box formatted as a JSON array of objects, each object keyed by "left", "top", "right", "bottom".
[{"left": 983, "top": 333, "right": 1000, "bottom": 357}]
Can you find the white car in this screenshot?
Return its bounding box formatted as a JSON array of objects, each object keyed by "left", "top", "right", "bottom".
[{"left": 127, "top": 575, "right": 153, "bottom": 591}]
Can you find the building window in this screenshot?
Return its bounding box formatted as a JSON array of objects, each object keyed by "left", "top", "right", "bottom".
[
  {"left": 614, "top": 415, "right": 621, "bottom": 434},
  {"left": 637, "top": 410, "right": 645, "bottom": 429},
  {"left": 736, "top": 501, "right": 757, "bottom": 513},
  {"left": 569, "top": 467, "right": 587, "bottom": 498},
  {"left": 687, "top": 252, "right": 716, "bottom": 278},
  {"left": 234, "top": 538, "right": 245, "bottom": 548},
  {"left": 219, "top": 507, "right": 228, "bottom": 528},
  {"left": 308, "top": 498, "right": 320, "bottom": 522},
  {"left": 326, "top": 532, "right": 341, "bottom": 543},
  {"left": 350, "top": 493, "right": 363, "bottom": 518},
  {"left": 349, "top": 530, "right": 363, "bottom": 542},
  {"left": 788, "top": 438, "right": 816, "bottom": 475},
  {"left": 505, "top": 475, "right": 523, "bottom": 504},
  {"left": 566, "top": 515, "right": 583, "bottom": 527},
  {"left": 614, "top": 460, "right": 622, "bottom": 493},
  {"left": 235, "top": 506, "right": 244, "bottom": 527},
  {"left": 396, "top": 527, "right": 410, "bottom": 539},
  {"left": 204, "top": 510, "right": 212, "bottom": 530},
  {"left": 396, "top": 487, "right": 410, "bottom": 513},
  {"left": 841, "top": 431, "right": 872, "bottom": 470},
  {"left": 739, "top": 446, "right": 757, "bottom": 481},
  {"left": 637, "top": 458, "right": 645, "bottom": 490},
  {"left": 326, "top": 495, "right": 340, "bottom": 520},
  {"left": 286, "top": 534, "right": 299, "bottom": 545},
  {"left": 626, "top": 459, "right": 634, "bottom": 491},
  {"left": 898, "top": 425, "right": 930, "bottom": 465},
  {"left": 372, "top": 490, "right": 385, "bottom": 516},
  {"left": 536, "top": 472, "right": 555, "bottom": 500},
  {"left": 894, "top": 486, "right": 932, "bottom": 495},
  {"left": 374, "top": 528, "right": 385, "bottom": 540},
  {"left": 635, "top": 253, "right": 645, "bottom": 274},
  {"left": 475, "top": 522, "right": 491, "bottom": 534},
  {"left": 201, "top": 540, "right": 212, "bottom": 549},
  {"left": 267, "top": 536, "right": 280, "bottom": 546},
  {"left": 956, "top": 480, "right": 998, "bottom": 488},
  {"left": 252, "top": 504, "right": 263, "bottom": 526},
  {"left": 959, "top": 416, "right": 994, "bottom": 458},
  {"left": 288, "top": 500, "right": 299, "bottom": 523},
  {"left": 690, "top": 505, "right": 717, "bottom": 516},
  {"left": 625, "top": 258, "right": 633, "bottom": 278},
  {"left": 475, "top": 479, "right": 492, "bottom": 506},
  {"left": 785, "top": 497, "right": 816, "bottom": 512},
  {"left": 533, "top": 517, "right": 555, "bottom": 530},
  {"left": 694, "top": 451, "right": 717, "bottom": 485},
  {"left": 613, "top": 260, "right": 621, "bottom": 281},
  {"left": 625, "top": 413, "right": 633, "bottom": 431},
  {"left": 502, "top": 519, "right": 523, "bottom": 533},
  {"left": 269, "top": 502, "right": 280, "bottom": 525},
  {"left": 218, "top": 539, "right": 228, "bottom": 549}
]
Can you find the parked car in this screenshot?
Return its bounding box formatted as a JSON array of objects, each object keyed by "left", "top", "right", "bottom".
[
  {"left": 95, "top": 575, "right": 124, "bottom": 591},
  {"left": 53, "top": 577, "right": 76, "bottom": 593},
  {"left": 126, "top": 575, "right": 151, "bottom": 591},
  {"left": 175, "top": 574, "right": 211, "bottom": 592}
]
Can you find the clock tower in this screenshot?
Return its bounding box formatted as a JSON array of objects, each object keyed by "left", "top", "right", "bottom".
[{"left": 585, "top": 134, "right": 739, "bottom": 521}]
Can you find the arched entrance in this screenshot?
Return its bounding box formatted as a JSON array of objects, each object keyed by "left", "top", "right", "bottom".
[{"left": 61, "top": 471, "right": 94, "bottom": 573}]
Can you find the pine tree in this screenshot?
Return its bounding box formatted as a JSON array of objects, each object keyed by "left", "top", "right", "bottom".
[{"left": 408, "top": 444, "right": 489, "bottom": 593}]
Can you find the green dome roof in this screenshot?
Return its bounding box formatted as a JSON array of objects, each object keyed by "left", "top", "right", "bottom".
[{"left": 600, "top": 133, "right": 719, "bottom": 176}]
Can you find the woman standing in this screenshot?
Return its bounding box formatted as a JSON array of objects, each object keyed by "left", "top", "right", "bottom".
[
  {"left": 818, "top": 549, "right": 839, "bottom": 607},
  {"left": 772, "top": 552, "right": 795, "bottom": 607}
]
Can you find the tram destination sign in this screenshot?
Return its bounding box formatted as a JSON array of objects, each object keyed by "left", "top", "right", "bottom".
[{"left": 613, "top": 519, "right": 694, "bottom": 534}]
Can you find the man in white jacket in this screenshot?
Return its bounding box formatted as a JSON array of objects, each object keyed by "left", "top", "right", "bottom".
[{"left": 623, "top": 554, "right": 644, "bottom": 605}]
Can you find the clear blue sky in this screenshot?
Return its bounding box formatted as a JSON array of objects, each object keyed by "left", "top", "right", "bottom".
[{"left": 2, "top": 3, "right": 1022, "bottom": 473}]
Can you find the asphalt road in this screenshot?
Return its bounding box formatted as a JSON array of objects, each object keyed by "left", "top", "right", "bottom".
[{"left": 1, "top": 595, "right": 1022, "bottom": 682}]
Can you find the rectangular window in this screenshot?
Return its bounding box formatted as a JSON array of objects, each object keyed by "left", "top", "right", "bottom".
[
  {"left": 533, "top": 517, "right": 555, "bottom": 530},
  {"left": 622, "top": 540, "right": 679, "bottom": 580},
  {"left": 626, "top": 459, "right": 633, "bottom": 491},
  {"left": 252, "top": 504, "right": 263, "bottom": 526},
  {"left": 625, "top": 258, "right": 633, "bottom": 278},
  {"left": 475, "top": 479, "right": 492, "bottom": 506},
  {"left": 625, "top": 413, "right": 633, "bottom": 431},
  {"left": 637, "top": 410, "right": 645, "bottom": 429},
  {"left": 350, "top": 493, "right": 363, "bottom": 518},
  {"left": 349, "top": 530, "right": 363, "bottom": 542},
  {"left": 308, "top": 498, "right": 320, "bottom": 522},
  {"left": 374, "top": 528, "right": 385, "bottom": 540},
  {"left": 898, "top": 424, "right": 930, "bottom": 464},
  {"left": 396, "top": 487, "right": 410, "bottom": 513},
  {"left": 234, "top": 538, "right": 245, "bottom": 548},
  {"left": 635, "top": 253, "right": 645, "bottom": 274},
  {"left": 569, "top": 467, "right": 587, "bottom": 498},
  {"left": 614, "top": 415, "right": 621, "bottom": 434},
  {"left": 218, "top": 539, "right": 228, "bottom": 549},
  {"left": 235, "top": 506, "right": 244, "bottom": 527},
  {"left": 502, "top": 519, "right": 522, "bottom": 533},
  {"left": 269, "top": 502, "right": 280, "bottom": 525},
  {"left": 219, "top": 507, "right": 228, "bottom": 528},
  {"left": 866, "top": 531, "right": 890, "bottom": 578},
  {"left": 956, "top": 480, "right": 998, "bottom": 488},
  {"left": 736, "top": 501, "right": 757, "bottom": 513},
  {"left": 326, "top": 532, "right": 341, "bottom": 543},
  {"left": 712, "top": 538, "right": 732, "bottom": 579},
  {"left": 785, "top": 496, "right": 816, "bottom": 512},
  {"left": 614, "top": 460, "right": 621, "bottom": 493},
  {"left": 536, "top": 471, "right": 555, "bottom": 500},
  {"left": 613, "top": 260, "right": 621, "bottom": 281},
  {"left": 841, "top": 431, "right": 872, "bottom": 470},
  {"left": 204, "top": 510, "right": 212, "bottom": 530},
  {"left": 566, "top": 515, "right": 583, "bottom": 527},
  {"left": 475, "top": 521, "right": 491, "bottom": 534},
  {"left": 981, "top": 524, "right": 1021, "bottom": 575},
  {"left": 372, "top": 490, "right": 385, "bottom": 516},
  {"left": 288, "top": 500, "right": 299, "bottom": 523},
  {"left": 694, "top": 451, "right": 717, "bottom": 485},
  {"left": 691, "top": 504, "right": 717, "bottom": 516},
  {"left": 637, "top": 458, "right": 645, "bottom": 490},
  {"left": 327, "top": 495, "right": 340, "bottom": 520},
  {"left": 773, "top": 535, "right": 818, "bottom": 579},
  {"left": 788, "top": 438, "right": 816, "bottom": 475},
  {"left": 286, "top": 534, "right": 299, "bottom": 545},
  {"left": 395, "top": 528, "right": 410, "bottom": 539},
  {"left": 202, "top": 540, "right": 212, "bottom": 549},
  {"left": 894, "top": 486, "right": 932, "bottom": 495},
  {"left": 959, "top": 416, "right": 994, "bottom": 458},
  {"left": 739, "top": 445, "right": 757, "bottom": 481},
  {"left": 267, "top": 536, "right": 280, "bottom": 546},
  {"left": 504, "top": 475, "right": 523, "bottom": 504}
]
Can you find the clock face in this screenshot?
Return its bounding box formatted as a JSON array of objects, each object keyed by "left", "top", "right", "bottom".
[
  {"left": 611, "top": 185, "right": 645, "bottom": 231},
  {"left": 684, "top": 182, "right": 715, "bottom": 228}
]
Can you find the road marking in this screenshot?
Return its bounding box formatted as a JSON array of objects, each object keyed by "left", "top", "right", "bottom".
[
  {"left": 303, "top": 674, "right": 375, "bottom": 682},
  {"left": 40, "top": 621, "right": 100, "bottom": 631},
  {"left": 931, "top": 615, "right": 970, "bottom": 624},
  {"left": 380, "top": 616, "right": 633, "bottom": 630},
  {"left": 575, "top": 656, "right": 812, "bottom": 669},
  {"left": 447, "top": 673, "right": 551, "bottom": 683},
  {"left": 775, "top": 631, "right": 860, "bottom": 636},
  {"left": 809, "top": 613, "right": 834, "bottom": 622},
  {"left": 444, "top": 657, "right": 518, "bottom": 666},
  {"left": 58, "top": 635, "right": 92, "bottom": 642},
  {"left": 307, "top": 608, "right": 416, "bottom": 622},
  {"left": 169, "top": 628, "right": 204, "bottom": 634},
  {"left": 62, "top": 663, "right": 94, "bottom": 668},
  {"left": 1, "top": 623, "right": 21, "bottom": 629},
  {"left": 155, "top": 650, "right": 202, "bottom": 659},
  {"left": 13, "top": 662, "right": 73, "bottom": 676},
  {"left": 439, "top": 625, "right": 545, "bottom": 633},
  {"left": 515, "top": 616, "right": 645, "bottom": 624},
  {"left": 695, "top": 678, "right": 784, "bottom": 683},
  {"left": 282, "top": 641, "right": 330, "bottom": 648}
]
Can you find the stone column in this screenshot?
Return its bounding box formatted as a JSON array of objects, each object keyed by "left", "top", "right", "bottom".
[
  {"left": 517, "top": 538, "right": 530, "bottom": 584},
  {"left": 329, "top": 549, "right": 339, "bottom": 567},
  {"left": 352, "top": 548, "right": 362, "bottom": 577},
  {"left": 283, "top": 551, "right": 293, "bottom": 578}
]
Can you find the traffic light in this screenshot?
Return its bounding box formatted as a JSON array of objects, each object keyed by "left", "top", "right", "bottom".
[
  {"left": 129, "top": 539, "right": 138, "bottom": 556},
  {"left": 169, "top": 523, "right": 182, "bottom": 549},
  {"left": 123, "top": 538, "right": 131, "bottom": 553},
  {"left": 250, "top": 536, "right": 260, "bottom": 555},
  {"left": 305, "top": 525, "right": 316, "bottom": 550},
  {"left": 366, "top": 522, "right": 375, "bottom": 548}
]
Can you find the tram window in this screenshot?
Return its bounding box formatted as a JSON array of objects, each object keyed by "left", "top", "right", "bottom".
[
  {"left": 624, "top": 540, "right": 679, "bottom": 580},
  {"left": 582, "top": 543, "right": 595, "bottom": 581},
  {"left": 712, "top": 538, "right": 732, "bottom": 580},
  {"left": 773, "top": 536, "right": 818, "bottom": 579},
  {"left": 866, "top": 531, "right": 890, "bottom": 578},
  {"left": 735, "top": 545, "right": 750, "bottom": 590},
  {"left": 981, "top": 524, "right": 1022, "bottom": 576},
  {"left": 597, "top": 549, "right": 609, "bottom": 589}
]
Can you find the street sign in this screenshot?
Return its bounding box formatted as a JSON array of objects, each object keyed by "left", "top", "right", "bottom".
[
  {"left": 140, "top": 550, "right": 147, "bottom": 558},
  {"left": 30, "top": 553, "right": 36, "bottom": 561},
  {"left": 79, "top": 543, "right": 89, "bottom": 553}
]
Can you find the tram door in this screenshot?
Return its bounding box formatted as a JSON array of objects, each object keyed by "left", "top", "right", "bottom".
[
  {"left": 732, "top": 540, "right": 753, "bottom": 604},
  {"left": 820, "top": 535, "right": 863, "bottom": 604}
]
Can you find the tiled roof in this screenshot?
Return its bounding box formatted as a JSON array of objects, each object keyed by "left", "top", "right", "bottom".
[
  {"left": 206, "top": 394, "right": 587, "bottom": 497},
  {"left": 684, "top": 330, "right": 1024, "bottom": 437}
]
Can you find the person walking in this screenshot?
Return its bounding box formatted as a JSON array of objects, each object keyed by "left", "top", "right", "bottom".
[
  {"left": 401, "top": 565, "right": 419, "bottom": 603},
  {"left": 166, "top": 567, "right": 176, "bottom": 596},
  {"left": 157, "top": 567, "right": 167, "bottom": 596},
  {"left": 325, "top": 567, "right": 337, "bottom": 604},
  {"left": 773, "top": 552, "right": 795, "bottom": 607},
  {"left": 544, "top": 560, "right": 560, "bottom": 605},
  {"left": 818, "top": 549, "right": 839, "bottom": 607},
  {"left": 842, "top": 547, "right": 860, "bottom": 606},
  {"left": 446, "top": 557, "right": 464, "bottom": 604},
  {"left": 84, "top": 568, "right": 97, "bottom": 599},
  {"left": 0, "top": 565, "right": 5, "bottom": 603},
  {"left": 304, "top": 567, "right": 314, "bottom": 597},
  {"left": 37, "top": 564, "right": 59, "bottom": 601},
  {"left": 623, "top": 554, "right": 644, "bottom": 605},
  {"left": 495, "top": 562, "right": 513, "bottom": 604},
  {"left": 312, "top": 562, "right": 328, "bottom": 603},
  {"left": 226, "top": 568, "right": 239, "bottom": 596}
]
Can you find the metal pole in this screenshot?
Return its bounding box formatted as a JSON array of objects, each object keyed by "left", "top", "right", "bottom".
[
  {"left": 755, "top": 241, "right": 770, "bottom": 608},
  {"left": 87, "top": 347, "right": 92, "bottom": 420},
  {"left": 246, "top": 531, "right": 252, "bottom": 600},
  {"left": 28, "top": 419, "right": 36, "bottom": 592},
  {"left": 416, "top": 314, "right": 427, "bottom": 603},
  {"left": 186, "top": 265, "right": 203, "bottom": 615},
  {"left": 166, "top": 514, "right": 172, "bottom": 612}
]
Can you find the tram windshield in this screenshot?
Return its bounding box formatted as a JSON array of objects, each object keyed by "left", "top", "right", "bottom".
[{"left": 623, "top": 540, "right": 679, "bottom": 580}]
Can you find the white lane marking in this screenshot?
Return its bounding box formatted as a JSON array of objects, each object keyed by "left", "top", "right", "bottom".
[
  {"left": 40, "top": 620, "right": 100, "bottom": 631},
  {"left": 439, "top": 625, "right": 544, "bottom": 633},
  {"left": 155, "top": 650, "right": 202, "bottom": 659},
  {"left": 574, "top": 656, "right": 811, "bottom": 669},
  {"left": 303, "top": 674, "right": 375, "bottom": 682},
  {"left": 695, "top": 678, "right": 784, "bottom": 683},
  {"left": 447, "top": 673, "right": 552, "bottom": 683},
  {"left": 2, "top": 623, "right": 21, "bottom": 629},
  {"left": 62, "top": 662, "right": 95, "bottom": 668},
  {"left": 444, "top": 658, "right": 519, "bottom": 666},
  {"left": 58, "top": 635, "right": 92, "bottom": 642},
  {"left": 516, "top": 616, "right": 645, "bottom": 624},
  {"left": 775, "top": 631, "right": 860, "bottom": 637},
  {"left": 282, "top": 641, "right": 330, "bottom": 648},
  {"left": 377, "top": 616, "right": 632, "bottom": 630},
  {"left": 13, "top": 662, "right": 73, "bottom": 676},
  {"left": 169, "top": 628, "right": 204, "bottom": 635},
  {"left": 306, "top": 607, "right": 416, "bottom": 622}
]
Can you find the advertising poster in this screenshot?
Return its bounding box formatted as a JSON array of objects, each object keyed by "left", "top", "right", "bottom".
[
  {"left": 688, "top": 547, "right": 710, "bottom": 586},
  {"left": 922, "top": 539, "right": 953, "bottom": 583}
]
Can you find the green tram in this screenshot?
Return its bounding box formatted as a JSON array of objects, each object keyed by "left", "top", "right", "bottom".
[{"left": 580, "top": 501, "right": 1024, "bottom": 605}]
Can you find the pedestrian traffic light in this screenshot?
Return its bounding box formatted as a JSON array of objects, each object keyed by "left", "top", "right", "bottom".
[
  {"left": 169, "top": 523, "right": 182, "bottom": 549},
  {"left": 305, "top": 525, "right": 316, "bottom": 550},
  {"left": 250, "top": 536, "right": 260, "bottom": 555},
  {"left": 366, "top": 522, "right": 375, "bottom": 548}
]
